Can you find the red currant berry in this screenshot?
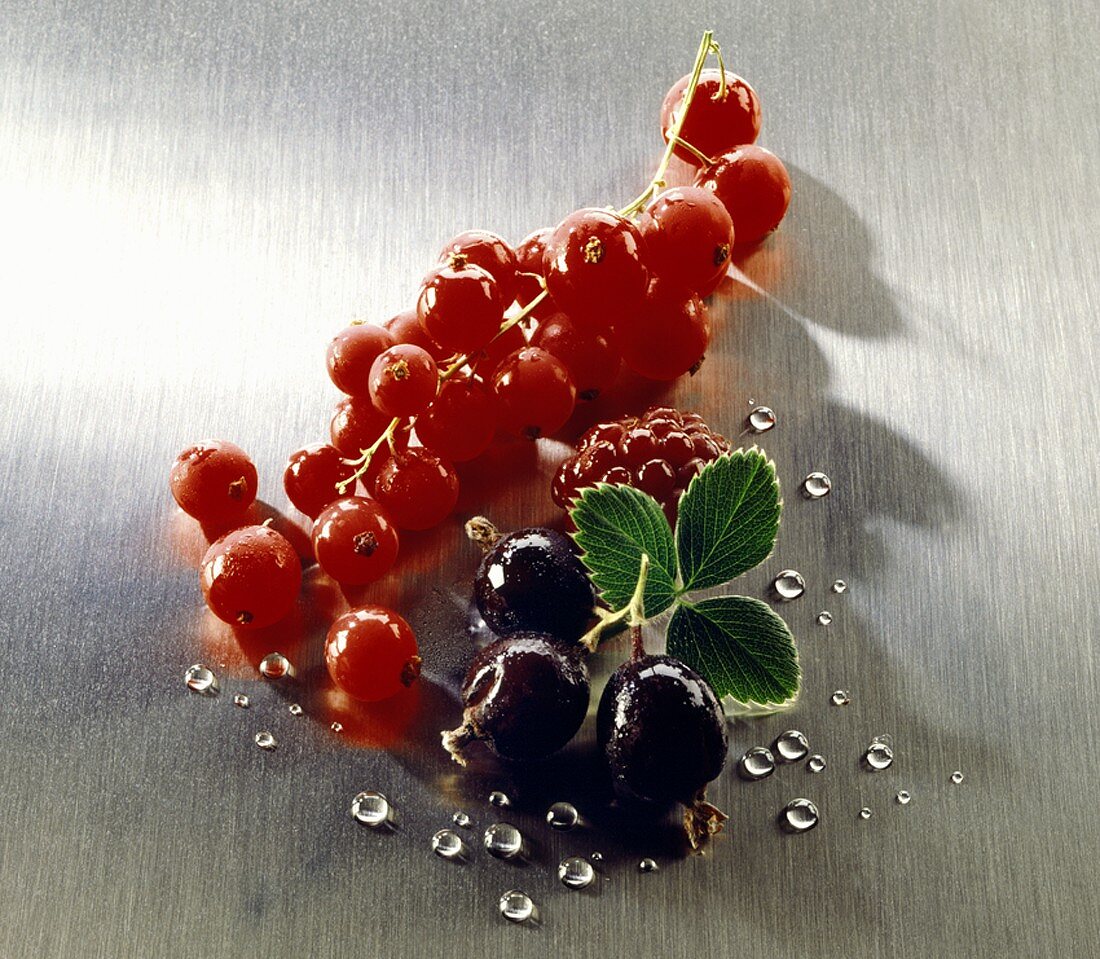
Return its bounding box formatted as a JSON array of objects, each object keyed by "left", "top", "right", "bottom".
[
  {"left": 660, "top": 69, "right": 761, "bottom": 164},
  {"left": 492, "top": 346, "right": 576, "bottom": 440},
  {"left": 467, "top": 321, "right": 527, "bottom": 379},
  {"left": 283, "top": 444, "right": 356, "bottom": 519},
  {"left": 384, "top": 308, "right": 449, "bottom": 361},
  {"left": 200, "top": 525, "right": 301, "bottom": 629},
  {"left": 640, "top": 186, "right": 734, "bottom": 295},
  {"left": 694, "top": 145, "right": 792, "bottom": 245},
  {"left": 532, "top": 312, "right": 621, "bottom": 401},
  {"left": 372, "top": 447, "right": 459, "bottom": 530},
  {"left": 330, "top": 396, "right": 391, "bottom": 457},
  {"left": 325, "top": 605, "right": 421, "bottom": 702},
  {"left": 543, "top": 209, "right": 649, "bottom": 324},
  {"left": 415, "top": 378, "right": 497, "bottom": 463},
  {"left": 170, "top": 440, "right": 258, "bottom": 527},
  {"left": 514, "top": 227, "right": 556, "bottom": 319},
  {"left": 438, "top": 230, "right": 518, "bottom": 307},
  {"left": 368, "top": 344, "right": 438, "bottom": 417},
  {"left": 312, "top": 496, "right": 400, "bottom": 585},
  {"left": 325, "top": 323, "right": 395, "bottom": 397},
  {"left": 616, "top": 281, "right": 711, "bottom": 381},
  {"left": 417, "top": 262, "right": 503, "bottom": 354}
]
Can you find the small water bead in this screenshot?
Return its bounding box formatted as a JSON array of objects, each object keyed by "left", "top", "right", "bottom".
[
  {"left": 590, "top": 852, "right": 604, "bottom": 863},
  {"left": 431, "top": 829, "right": 465, "bottom": 860},
  {"left": 484, "top": 822, "right": 524, "bottom": 859},
  {"left": 801, "top": 471, "right": 832, "bottom": 499},
  {"left": 896, "top": 790, "right": 911, "bottom": 805},
  {"left": 232, "top": 693, "right": 250, "bottom": 708},
  {"left": 452, "top": 811, "right": 471, "bottom": 828},
  {"left": 258, "top": 652, "right": 292, "bottom": 679},
  {"left": 831, "top": 689, "right": 851, "bottom": 706},
  {"left": 738, "top": 746, "right": 777, "bottom": 781},
  {"left": 780, "top": 798, "right": 819, "bottom": 833},
  {"left": 254, "top": 731, "right": 277, "bottom": 751},
  {"left": 859, "top": 807, "right": 872, "bottom": 820},
  {"left": 498, "top": 890, "right": 535, "bottom": 924},
  {"left": 864, "top": 740, "right": 894, "bottom": 771},
  {"left": 772, "top": 569, "right": 806, "bottom": 601},
  {"left": 951, "top": 771, "right": 965, "bottom": 785},
  {"left": 330, "top": 722, "right": 343, "bottom": 733},
  {"left": 831, "top": 580, "right": 847, "bottom": 594},
  {"left": 807, "top": 754, "right": 826, "bottom": 773},
  {"left": 746, "top": 406, "right": 777, "bottom": 434},
  {"left": 546, "top": 801, "right": 579, "bottom": 831},
  {"left": 558, "top": 856, "right": 596, "bottom": 890},
  {"left": 773, "top": 730, "right": 810, "bottom": 763},
  {"left": 638, "top": 858, "right": 658, "bottom": 873},
  {"left": 351, "top": 790, "right": 391, "bottom": 827},
  {"left": 817, "top": 611, "right": 833, "bottom": 626},
  {"left": 288, "top": 703, "right": 303, "bottom": 716},
  {"left": 488, "top": 790, "right": 511, "bottom": 808},
  {"left": 184, "top": 664, "right": 217, "bottom": 694}
]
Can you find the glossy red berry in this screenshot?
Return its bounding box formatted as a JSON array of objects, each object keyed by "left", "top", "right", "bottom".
[
  {"left": 415, "top": 378, "right": 497, "bottom": 462},
  {"left": 170, "top": 440, "right": 258, "bottom": 527},
  {"left": 372, "top": 447, "right": 459, "bottom": 530},
  {"left": 384, "top": 308, "right": 450, "bottom": 361},
  {"left": 532, "top": 313, "right": 621, "bottom": 401},
  {"left": 368, "top": 344, "right": 438, "bottom": 417},
  {"left": 660, "top": 69, "right": 761, "bottom": 164},
  {"left": 514, "top": 227, "right": 555, "bottom": 319},
  {"left": 312, "top": 496, "right": 400, "bottom": 584},
  {"left": 438, "top": 230, "right": 518, "bottom": 307},
  {"left": 326, "top": 323, "right": 395, "bottom": 397},
  {"left": 330, "top": 396, "right": 391, "bottom": 457},
  {"left": 417, "top": 262, "right": 503, "bottom": 354},
  {"left": 283, "top": 444, "right": 356, "bottom": 519},
  {"left": 543, "top": 209, "right": 649, "bottom": 324},
  {"left": 325, "top": 605, "right": 421, "bottom": 702},
  {"left": 200, "top": 525, "right": 301, "bottom": 628},
  {"left": 492, "top": 346, "right": 576, "bottom": 440},
  {"left": 616, "top": 281, "right": 710, "bottom": 381},
  {"left": 695, "top": 145, "right": 792, "bottom": 245},
  {"left": 640, "top": 186, "right": 734, "bottom": 295}
]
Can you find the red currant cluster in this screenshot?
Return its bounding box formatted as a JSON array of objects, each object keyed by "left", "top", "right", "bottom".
[{"left": 552, "top": 407, "right": 733, "bottom": 523}]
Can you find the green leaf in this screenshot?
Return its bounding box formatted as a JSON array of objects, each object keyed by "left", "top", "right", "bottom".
[
  {"left": 667, "top": 597, "right": 800, "bottom": 706},
  {"left": 676, "top": 448, "right": 780, "bottom": 592},
  {"left": 570, "top": 483, "right": 678, "bottom": 618}
]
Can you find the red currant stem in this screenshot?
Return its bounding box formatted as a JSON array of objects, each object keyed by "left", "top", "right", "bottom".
[
  {"left": 335, "top": 416, "right": 403, "bottom": 494},
  {"left": 578, "top": 551, "right": 651, "bottom": 653},
  {"left": 619, "top": 29, "right": 715, "bottom": 218},
  {"left": 710, "top": 40, "right": 727, "bottom": 100},
  {"left": 670, "top": 135, "right": 713, "bottom": 166},
  {"left": 438, "top": 288, "right": 549, "bottom": 382}
]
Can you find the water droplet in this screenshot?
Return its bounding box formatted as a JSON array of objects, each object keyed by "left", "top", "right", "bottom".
[
  {"left": 233, "top": 693, "right": 250, "bottom": 708},
  {"left": 498, "top": 890, "right": 535, "bottom": 924},
  {"left": 558, "top": 856, "right": 595, "bottom": 890},
  {"left": 546, "top": 801, "right": 579, "bottom": 831},
  {"left": 859, "top": 807, "right": 872, "bottom": 820},
  {"left": 831, "top": 689, "right": 851, "bottom": 706},
  {"left": 747, "top": 396, "right": 757, "bottom": 406},
  {"left": 258, "top": 652, "right": 292, "bottom": 679},
  {"left": 864, "top": 740, "right": 894, "bottom": 771},
  {"left": 452, "top": 811, "right": 471, "bottom": 828},
  {"left": 746, "top": 406, "right": 777, "bottom": 434},
  {"left": 351, "top": 790, "right": 390, "bottom": 827},
  {"left": 817, "top": 611, "right": 833, "bottom": 626},
  {"left": 831, "top": 579, "right": 847, "bottom": 594},
  {"left": 288, "top": 703, "right": 303, "bottom": 716},
  {"left": 488, "top": 790, "right": 511, "bottom": 808},
  {"left": 431, "top": 829, "right": 465, "bottom": 859},
  {"left": 638, "top": 858, "right": 658, "bottom": 873},
  {"left": 330, "top": 722, "right": 343, "bottom": 733},
  {"left": 738, "top": 746, "right": 777, "bottom": 781},
  {"left": 773, "top": 730, "right": 810, "bottom": 763},
  {"left": 772, "top": 569, "right": 805, "bottom": 601},
  {"left": 780, "top": 798, "right": 819, "bottom": 833},
  {"left": 951, "top": 770, "right": 964, "bottom": 785},
  {"left": 590, "top": 851, "right": 604, "bottom": 863},
  {"left": 801, "top": 471, "right": 832, "bottom": 499},
  {"left": 484, "top": 822, "right": 523, "bottom": 859},
  {"left": 896, "top": 790, "right": 911, "bottom": 805},
  {"left": 808, "top": 754, "right": 826, "bottom": 773},
  {"left": 184, "top": 664, "right": 217, "bottom": 694},
  {"left": 254, "top": 731, "right": 277, "bottom": 751}
]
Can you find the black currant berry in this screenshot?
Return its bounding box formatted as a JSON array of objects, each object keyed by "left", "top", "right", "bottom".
[
  {"left": 469, "top": 519, "right": 594, "bottom": 642},
  {"left": 597, "top": 653, "right": 729, "bottom": 847},
  {"left": 442, "top": 633, "right": 590, "bottom": 765}
]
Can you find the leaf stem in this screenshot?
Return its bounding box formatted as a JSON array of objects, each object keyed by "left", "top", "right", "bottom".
[{"left": 578, "top": 552, "right": 650, "bottom": 653}]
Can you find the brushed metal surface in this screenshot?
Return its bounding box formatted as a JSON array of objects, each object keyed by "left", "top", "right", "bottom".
[{"left": 2, "top": 1, "right": 1099, "bottom": 957}]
